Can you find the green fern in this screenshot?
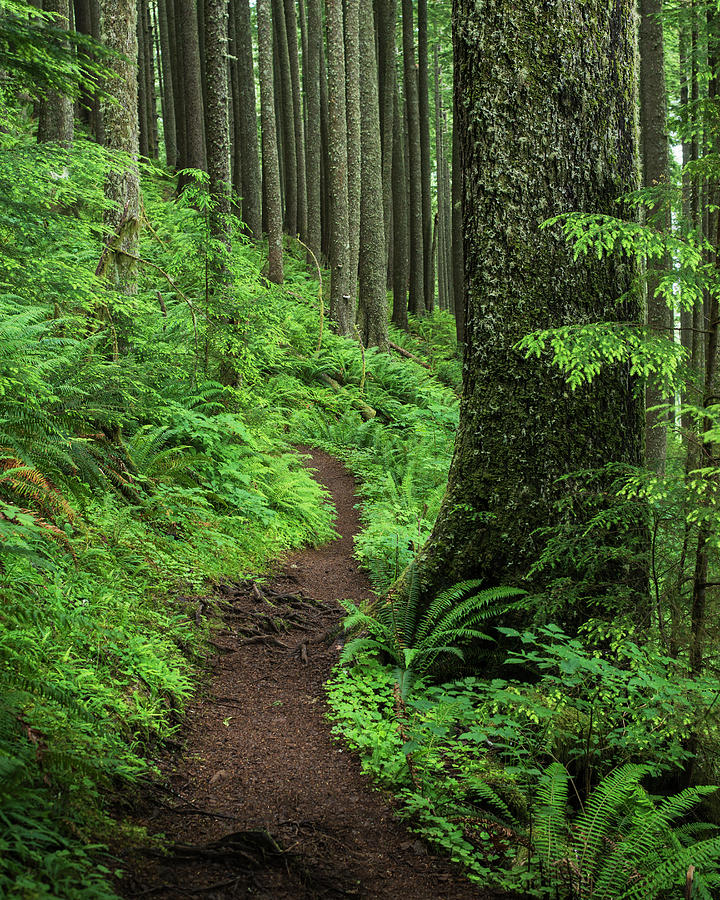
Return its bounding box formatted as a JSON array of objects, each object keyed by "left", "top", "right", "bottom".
[{"left": 340, "top": 565, "right": 526, "bottom": 698}]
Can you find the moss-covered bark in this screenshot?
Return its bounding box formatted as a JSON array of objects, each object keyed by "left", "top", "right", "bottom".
[{"left": 414, "top": 0, "right": 643, "bottom": 603}]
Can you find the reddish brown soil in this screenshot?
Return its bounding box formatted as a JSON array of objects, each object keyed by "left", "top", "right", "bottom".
[{"left": 116, "top": 449, "right": 513, "bottom": 899}]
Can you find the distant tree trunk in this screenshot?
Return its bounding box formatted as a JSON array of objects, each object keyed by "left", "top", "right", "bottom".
[
  {"left": 344, "top": 0, "right": 361, "bottom": 306},
  {"left": 401, "top": 0, "right": 424, "bottom": 315},
  {"left": 285, "top": 0, "right": 307, "bottom": 241},
  {"left": 228, "top": 0, "right": 241, "bottom": 193},
  {"left": 204, "top": 0, "right": 231, "bottom": 250},
  {"left": 305, "top": 0, "right": 322, "bottom": 262},
  {"left": 391, "top": 80, "right": 409, "bottom": 330},
  {"left": 73, "top": 0, "right": 103, "bottom": 140},
  {"left": 158, "top": 0, "right": 178, "bottom": 167},
  {"left": 319, "top": 25, "right": 331, "bottom": 260},
  {"left": 234, "top": 0, "right": 262, "bottom": 238},
  {"left": 640, "top": 0, "right": 670, "bottom": 473},
  {"left": 451, "top": 101, "right": 464, "bottom": 346},
  {"left": 434, "top": 44, "right": 449, "bottom": 312},
  {"left": 326, "top": 0, "right": 353, "bottom": 333},
  {"left": 38, "top": 0, "right": 74, "bottom": 144},
  {"left": 137, "top": 0, "right": 149, "bottom": 157},
  {"left": 177, "top": 0, "right": 206, "bottom": 180},
  {"left": 272, "top": 0, "right": 297, "bottom": 235},
  {"left": 417, "top": 0, "right": 432, "bottom": 311},
  {"left": 100, "top": 0, "right": 141, "bottom": 294},
  {"left": 257, "top": 0, "right": 283, "bottom": 282},
  {"left": 169, "top": 0, "right": 187, "bottom": 168},
  {"left": 357, "top": 0, "right": 388, "bottom": 349},
  {"left": 376, "top": 0, "right": 396, "bottom": 278},
  {"left": 414, "top": 0, "right": 641, "bottom": 610}
]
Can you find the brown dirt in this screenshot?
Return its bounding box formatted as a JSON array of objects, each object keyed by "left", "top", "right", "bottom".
[{"left": 116, "top": 449, "right": 514, "bottom": 899}]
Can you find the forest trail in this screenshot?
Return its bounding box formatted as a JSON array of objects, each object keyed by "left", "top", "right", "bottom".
[{"left": 117, "top": 449, "right": 504, "bottom": 899}]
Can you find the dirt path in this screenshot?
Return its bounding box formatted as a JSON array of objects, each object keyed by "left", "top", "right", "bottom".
[{"left": 117, "top": 450, "right": 508, "bottom": 899}]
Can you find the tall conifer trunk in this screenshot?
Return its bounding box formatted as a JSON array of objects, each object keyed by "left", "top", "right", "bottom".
[
  {"left": 38, "top": 0, "right": 74, "bottom": 144},
  {"left": 257, "top": 0, "right": 283, "bottom": 282},
  {"left": 415, "top": 0, "right": 642, "bottom": 609}
]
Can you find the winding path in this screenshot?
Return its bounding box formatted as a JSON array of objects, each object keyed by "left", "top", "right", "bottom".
[{"left": 118, "top": 450, "right": 507, "bottom": 899}]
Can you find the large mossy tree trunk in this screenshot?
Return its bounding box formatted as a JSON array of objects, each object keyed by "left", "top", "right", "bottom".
[{"left": 414, "top": 0, "right": 643, "bottom": 606}]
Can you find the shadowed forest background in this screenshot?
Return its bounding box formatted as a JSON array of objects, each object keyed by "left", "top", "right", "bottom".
[{"left": 5, "top": 0, "right": 720, "bottom": 896}]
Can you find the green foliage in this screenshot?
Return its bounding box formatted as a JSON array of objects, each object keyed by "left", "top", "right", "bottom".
[
  {"left": 340, "top": 569, "right": 525, "bottom": 698},
  {"left": 531, "top": 762, "right": 720, "bottom": 899}
]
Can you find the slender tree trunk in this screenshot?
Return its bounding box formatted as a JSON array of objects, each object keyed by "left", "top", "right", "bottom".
[
  {"left": 285, "top": 0, "right": 307, "bottom": 240},
  {"left": 169, "top": 0, "right": 187, "bottom": 168},
  {"left": 319, "top": 24, "right": 331, "bottom": 261},
  {"left": 177, "top": 0, "right": 206, "bottom": 179},
  {"left": 391, "top": 80, "right": 409, "bottom": 330},
  {"left": 257, "top": 0, "right": 283, "bottom": 282},
  {"left": 137, "top": 0, "right": 149, "bottom": 157},
  {"left": 204, "top": 0, "right": 231, "bottom": 249},
  {"left": 272, "top": 0, "right": 297, "bottom": 235},
  {"left": 417, "top": 0, "right": 433, "bottom": 311},
  {"left": 344, "top": 0, "right": 361, "bottom": 306},
  {"left": 434, "top": 44, "right": 448, "bottom": 312},
  {"left": 234, "top": 0, "right": 262, "bottom": 238},
  {"left": 158, "top": 0, "right": 178, "bottom": 167},
  {"left": 38, "top": 0, "right": 74, "bottom": 144},
  {"left": 640, "top": 0, "right": 671, "bottom": 473},
  {"left": 305, "top": 0, "right": 322, "bottom": 262},
  {"left": 358, "top": 0, "right": 388, "bottom": 349},
  {"left": 326, "top": 0, "right": 353, "bottom": 333},
  {"left": 100, "top": 0, "right": 141, "bottom": 294},
  {"left": 415, "top": 0, "right": 641, "bottom": 609},
  {"left": 376, "top": 0, "right": 396, "bottom": 278},
  {"left": 401, "top": 0, "right": 424, "bottom": 315}
]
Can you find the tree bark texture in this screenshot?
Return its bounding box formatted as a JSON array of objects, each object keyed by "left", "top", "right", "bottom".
[
  {"left": 234, "top": 0, "right": 262, "bottom": 238},
  {"left": 257, "top": 0, "right": 283, "bottom": 282},
  {"left": 451, "top": 96, "right": 464, "bottom": 344},
  {"left": 38, "top": 0, "right": 74, "bottom": 144},
  {"left": 204, "top": 0, "right": 231, "bottom": 248},
  {"left": 305, "top": 0, "right": 322, "bottom": 261},
  {"left": 284, "top": 0, "right": 307, "bottom": 240},
  {"left": 158, "top": 0, "right": 178, "bottom": 166},
  {"left": 401, "top": 0, "right": 424, "bottom": 316},
  {"left": 376, "top": 0, "right": 396, "bottom": 275},
  {"left": 417, "top": 0, "right": 433, "bottom": 310},
  {"left": 344, "top": 0, "right": 361, "bottom": 305},
  {"left": 100, "top": 0, "right": 141, "bottom": 294},
  {"left": 391, "top": 80, "right": 409, "bottom": 330},
  {"left": 415, "top": 0, "right": 643, "bottom": 602},
  {"left": 272, "top": 0, "right": 297, "bottom": 236},
  {"left": 640, "top": 0, "right": 670, "bottom": 473},
  {"left": 357, "top": 0, "right": 388, "bottom": 349},
  {"left": 326, "top": 0, "right": 353, "bottom": 333},
  {"left": 177, "top": 0, "right": 206, "bottom": 177}
]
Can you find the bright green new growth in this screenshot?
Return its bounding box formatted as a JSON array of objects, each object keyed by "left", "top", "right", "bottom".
[
  {"left": 340, "top": 567, "right": 525, "bottom": 698},
  {"left": 533, "top": 762, "right": 720, "bottom": 899}
]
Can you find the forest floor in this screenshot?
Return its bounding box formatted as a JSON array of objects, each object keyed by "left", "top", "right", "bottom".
[{"left": 115, "top": 449, "right": 511, "bottom": 899}]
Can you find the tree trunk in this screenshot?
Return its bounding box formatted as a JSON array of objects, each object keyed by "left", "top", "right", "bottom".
[
  {"left": 272, "top": 0, "right": 296, "bottom": 236},
  {"left": 391, "top": 79, "right": 409, "bottom": 330},
  {"left": 344, "top": 0, "right": 361, "bottom": 306},
  {"left": 376, "top": 0, "right": 395, "bottom": 279},
  {"left": 257, "top": 0, "right": 283, "bottom": 282},
  {"left": 434, "top": 44, "right": 448, "bottom": 312},
  {"left": 177, "top": 0, "right": 206, "bottom": 180},
  {"left": 414, "top": 0, "right": 642, "bottom": 608},
  {"left": 234, "top": 0, "right": 262, "bottom": 238},
  {"left": 204, "top": 0, "right": 231, "bottom": 249},
  {"left": 100, "top": 0, "right": 141, "bottom": 294},
  {"left": 305, "top": 0, "right": 322, "bottom": 262},
  {"left": 400, "top": 0, "right": 424, "bottom": 316},
  {"left": 451, "top": 98, "right": 464, "bottom": 345},
  {"left": 137, "top": 0, "right": 149, "bottom": 157},
  {"left": 38, "top": 0, "right": 74, "bottom": 144},
  {"left": 285, "top": 0, "right": 307, "bottom": 241},
  {"left": 357, "top": 0, "right": 388, "bottom": 350},
  {"left": 326, "top": 0, "right": 353, "bottom": 333},
  {"left": 158, "top": 0, "right": 178, "bottom": 167},
  {"left": 417, "top": 0, "right": 433, "bottom": 311},
  {"left": 169, "top": 0, "right": 187, "bottom": 168},
  {"left": 640, "top": 0, "right": 670, "bottom": 474}
]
